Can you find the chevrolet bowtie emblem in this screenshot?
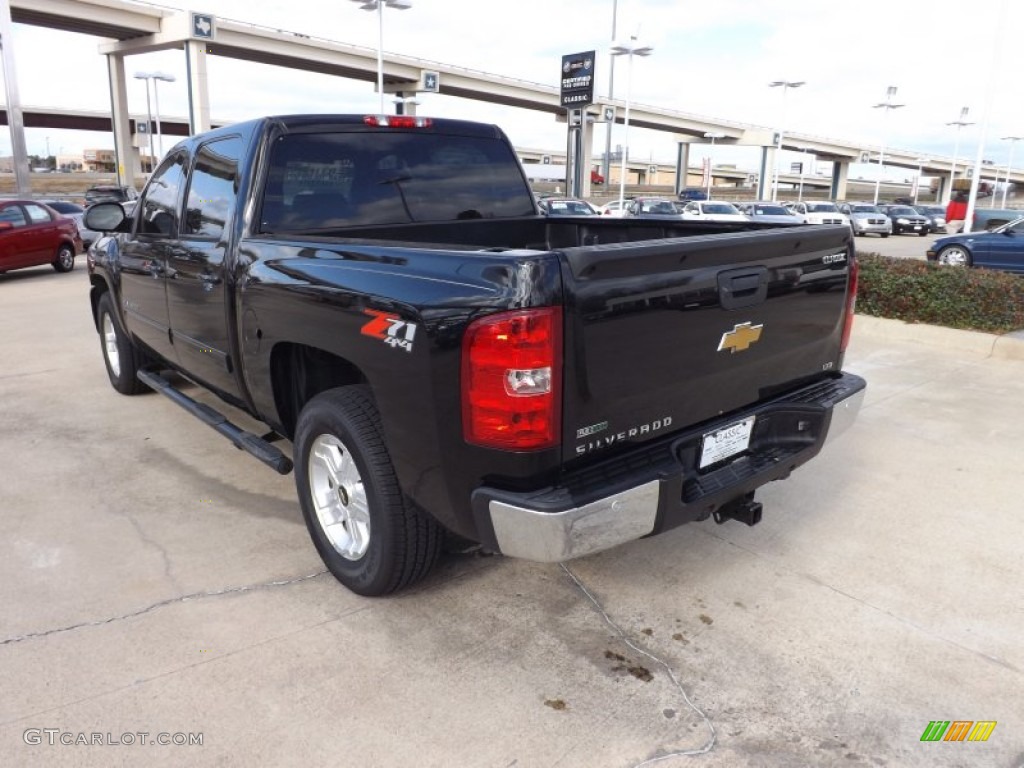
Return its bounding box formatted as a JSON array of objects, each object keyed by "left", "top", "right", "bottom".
[{"left": 718, "top": 322, "right": 764, "bottom": 353}]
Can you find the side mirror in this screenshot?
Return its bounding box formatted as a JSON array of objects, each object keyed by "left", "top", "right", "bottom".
[{"left": 84, "top": 202, "right": 128, "bottom": 233}]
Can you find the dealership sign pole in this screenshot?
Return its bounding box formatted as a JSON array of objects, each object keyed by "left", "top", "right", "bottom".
[{"left": 560, "top": 51, "right": 595, "bottom": 198}]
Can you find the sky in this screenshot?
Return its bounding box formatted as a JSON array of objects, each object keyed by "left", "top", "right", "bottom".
[{"left": 4, "top": 0, "right": 1023, "bottom": 181}]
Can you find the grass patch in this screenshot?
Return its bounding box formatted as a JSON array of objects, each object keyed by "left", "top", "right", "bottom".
[{"left": 856, "top": 253, "right": 1024, "bottom": 334}]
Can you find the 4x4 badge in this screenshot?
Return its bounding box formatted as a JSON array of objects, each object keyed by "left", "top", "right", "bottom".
[{"left": 718, "top": 322, "right": 763, "bottom": 353}]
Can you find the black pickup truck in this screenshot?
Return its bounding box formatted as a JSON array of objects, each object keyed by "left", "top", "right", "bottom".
[{"left": 85, "top": 114, "right": 865, "bottom": 596}]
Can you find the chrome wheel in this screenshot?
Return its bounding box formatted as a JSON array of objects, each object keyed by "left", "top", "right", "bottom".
[
  {"left": 937, "top": 246, "right": 970, "bottom": 267},
  {"left": 102, "top": 313, "right": 121, "bottom": 378},
  {"left": 308, "top": 434, "right": 371, "bottom": 560}
]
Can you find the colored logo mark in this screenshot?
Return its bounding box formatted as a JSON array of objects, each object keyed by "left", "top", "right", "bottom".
[{"left": 920, "top": 720, "right": 996, "bottom": 742}]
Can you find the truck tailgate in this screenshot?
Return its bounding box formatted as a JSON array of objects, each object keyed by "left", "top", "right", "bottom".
[{"left": 558, "top": 225, "right": 853, "bottom": 464}]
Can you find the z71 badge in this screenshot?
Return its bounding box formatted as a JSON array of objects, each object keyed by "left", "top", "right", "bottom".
[{"left": 361, "top": 310, "right": 417, "bottom": 352}]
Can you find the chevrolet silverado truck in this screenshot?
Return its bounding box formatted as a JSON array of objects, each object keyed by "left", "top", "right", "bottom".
[{"left": 85, "top": 114, "right": 865, "bottom": 596}]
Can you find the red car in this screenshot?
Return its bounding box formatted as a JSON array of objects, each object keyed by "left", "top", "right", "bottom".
[{"left": 0, "top": 200, "right": 82, "bottom": 275}]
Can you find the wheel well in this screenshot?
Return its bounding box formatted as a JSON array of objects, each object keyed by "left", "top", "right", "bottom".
[
  {"left": 270, "top": 343, "right": 367, "bottom": 440},
  {"left": 89, "top": 277, "right": 108, "bottom": 330}
]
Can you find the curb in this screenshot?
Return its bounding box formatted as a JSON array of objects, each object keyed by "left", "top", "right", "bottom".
[{"left": 852, "top": 314, "right": 1024, "bottom": 362}]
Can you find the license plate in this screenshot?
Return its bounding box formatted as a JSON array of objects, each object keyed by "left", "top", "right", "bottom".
[{"left": 699, "top": 416, "right": 755, "bottom": 469}]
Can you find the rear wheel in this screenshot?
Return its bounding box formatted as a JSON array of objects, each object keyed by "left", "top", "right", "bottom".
[
  {"left": 881, "top": 233, "right": 890, "bottom": 238},
  {"left": 97, "top": 292, "right": 149, "bottom": 395},
  {"left": 52, "top": 243, "right": 75, "bottom": 273},
  {"left": 294, "top": 385, "right": 443, "bottom": 596},
  {"left": 936, "top": 245, "right": 972, "bottom": 267}
]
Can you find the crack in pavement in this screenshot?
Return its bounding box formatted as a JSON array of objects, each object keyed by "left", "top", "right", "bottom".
[{"left": 0, "top": 570, "right": 328, "bottom": 647}]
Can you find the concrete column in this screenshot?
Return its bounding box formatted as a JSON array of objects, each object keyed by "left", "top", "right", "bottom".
[
  {"left": 580, "top": 115, "right": 595, "bottom": 198},
  {"left": 675, "top": 141, "right": 691, "bottom": 196},
  {"left": 757, "top": 145, "right": 776, "bottom": 200},
  {"left": 0, "top": 0, "right": 31, "bottom": 195},
  {"left": 106, "top": 52, "right": 136, "bottom": 189},
  {"left": 831, "top": 160, "right": 850, "bottom": 201},
  {"left": 185, "top": 40, "right": 211, "bottom": 134}
]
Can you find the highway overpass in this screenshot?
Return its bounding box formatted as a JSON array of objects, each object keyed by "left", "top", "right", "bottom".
[{"left": 7, "top": 0, "right": 1022, "bottom": 200}]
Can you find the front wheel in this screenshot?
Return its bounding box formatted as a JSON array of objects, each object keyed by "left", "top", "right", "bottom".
[
  {"left": 918, "top": 230, "right": 928, "bottom": 237},
  {"left": 936, "top": 245, "right": 972, "bottom": 267},
  {"left": 294, "top": 385, "right": 442, "bottom": 596},
  {"left": 52, "top": 243, "right": 75, "bottom": 273},
  {"left": 97, "top": 292, "right": 150, "bottom": 395}
]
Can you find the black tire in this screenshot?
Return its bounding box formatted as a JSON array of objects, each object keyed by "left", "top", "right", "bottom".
[
  {"left": 52, "top": 243, "right": 75, "bottom": 273},
  {"left": 97, "top": 292, "right": 149, "bottom": 395},
  {"left": 294, "top": 385, "right": 442, "bottom": 596},
  {"left": 881, "top": 233, "right": 890, "bottom": 238},
  {"left": 918, "top": 230, "right": 928, "bottom": 237}
]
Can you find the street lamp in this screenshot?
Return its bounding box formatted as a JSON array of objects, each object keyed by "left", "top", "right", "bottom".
[
  {"left": 349, "top": 0, "right": 412, "bottom": 114},
  {"left": 702, "top": 131, "right": 724, "bottom": 199},
  {"left": 871, "top": 85, "right": 904, "bottom": 205},
  {"left": 768, "top": 80, "right": 805, "bottom": 201},
  {"left": 611, "top": 35, "right": 653, "bottom": 213},
  {"left": 913, "top": 157, "right": 930, "bottom": 205},
  {"left": 797, "top": 147, "right": 811, "bottom": 202},
  {"left": 945, "top": 106, "right": 974, "bottom": 204},
  {"left": 1000, "top": 136, "right": 1022, "bottom": 208},
  {"left": 602, "top": 0, "right": 619, "bottom": 191},
  {"left": 134, "top": 71, "right": 176, "bottom": 166}
]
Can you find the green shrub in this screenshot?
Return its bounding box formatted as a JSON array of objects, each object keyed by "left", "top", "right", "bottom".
[{"left": 856, "top": 253, "right": 1024, "bottom": 334}]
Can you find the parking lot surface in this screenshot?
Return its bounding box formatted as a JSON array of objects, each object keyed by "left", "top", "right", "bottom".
[{"left": 1, "top": 264, "right": 1022, "bottom": 767}]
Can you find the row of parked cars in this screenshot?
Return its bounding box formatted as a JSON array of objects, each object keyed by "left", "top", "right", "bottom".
[
  {"left": 537, "top": 193, "right": 1024, "bottom": 274},
  {"left": 537, "top": 194, "right": 952, "bottom": 238},
  {"left": 0, "top": 185, "right": 140, "bottom": 277}
]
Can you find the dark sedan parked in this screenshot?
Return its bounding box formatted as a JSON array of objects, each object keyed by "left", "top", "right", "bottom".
[
  {"left": 926, "top": 217, "right": 1024, "bottom": 273},
  {"left": 0, "top": 200, "right": 82, "bottom": 275},
  {"left": 878, "top": 204, "right": 931, "bottom": 236}
]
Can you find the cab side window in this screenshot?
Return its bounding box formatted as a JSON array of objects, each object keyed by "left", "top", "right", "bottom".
[
  {"left": 184, "top": 137, "right": 243, "bottom": 240},
  {"left": 139, "top": 153, "right": 187, "bottom": 236}
]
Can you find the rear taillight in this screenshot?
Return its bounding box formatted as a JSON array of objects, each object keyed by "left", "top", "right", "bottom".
[
  {"left": 462, "top": 307, "right": 562, "bottom": 450},
  {"left": 840, "top": 256, "right": 859, "bottom": 353}
]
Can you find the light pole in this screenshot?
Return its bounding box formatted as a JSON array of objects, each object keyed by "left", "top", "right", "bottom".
[
  {"left": 797, "top": 148, "right": 810, "bottom": 202},
  {"left": 871, "top": 85, "right": 904, "bottom": 205},
  {"left": 945, "top": 106, "right": 973, "bottom": 205},
  {"left": 768, "top": 80, "right": 804, "bottom": 201},
  {"left": 134, "top": 72, "right": 155, "bottom": 172},
  {"left": 1000, "top": 136, "right": 1022, "bottom": 208},
  {"left": 349, "top": 0, "right": 412, "bottom": 114},
  {"left": 602, "top": 0, "right": 618, "bottom": 192},
  {"left": 134, "top": 72, "right": 175, "bottom": 165},
  {"left": 913, "top": 157, "right": 930, "bottom": 205},
  {"left": 611, "top": 36, "right": 653, "bottom": 213},
  {"left": 703, "top": 131, "right": 725, "bottom": 199}
]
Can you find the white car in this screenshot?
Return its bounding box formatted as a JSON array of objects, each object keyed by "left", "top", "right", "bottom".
[
  {"left": 597, "top": 199, "right": 632, "bottom": 217},
  {"left": 789, "top": 201, "right": 851, "bottom": 228},
  {"left": 679, "top": 200, "right": 750, "bottom": 223}
]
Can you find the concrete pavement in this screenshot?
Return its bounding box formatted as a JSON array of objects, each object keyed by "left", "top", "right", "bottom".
[{"left": 1, "top": 264, "right": 1022, "bottom": 767}]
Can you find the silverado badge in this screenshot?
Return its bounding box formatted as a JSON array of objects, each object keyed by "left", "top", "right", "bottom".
[{"left": 718, "top": 322, "right": 763, "bottom": 354}]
